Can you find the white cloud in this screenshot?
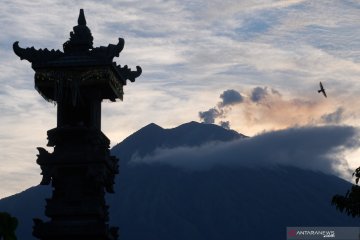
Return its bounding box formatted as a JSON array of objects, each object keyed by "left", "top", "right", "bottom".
[{"left": 130, "top": 125, "right": 359, "bottom": 181}]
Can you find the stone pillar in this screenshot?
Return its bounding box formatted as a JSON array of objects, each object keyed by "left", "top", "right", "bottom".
[{"left": 13, "top": 9, "right": 141, "bottom": 240}]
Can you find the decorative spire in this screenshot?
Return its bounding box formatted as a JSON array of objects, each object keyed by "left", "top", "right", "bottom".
[
  {"left": 63, "top": 9, "right": 93, "bottom": 53},
  {"left": 78, "top": 9, "right": 86, "bottom": 26}
]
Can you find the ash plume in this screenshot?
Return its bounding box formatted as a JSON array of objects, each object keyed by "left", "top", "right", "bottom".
[
  {"left": 219, "top": 89, "right": 244, "bottom": 107},
  {"left": 199, "top": 89, "right": 243, "bottom": 128},
  {"left": 251, "top": 87, "right": 269, "bottom": 102}
]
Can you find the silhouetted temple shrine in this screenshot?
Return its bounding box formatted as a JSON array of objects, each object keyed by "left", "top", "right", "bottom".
[{"left": 13, "top": 9, "right": 141, "bottom": 240}]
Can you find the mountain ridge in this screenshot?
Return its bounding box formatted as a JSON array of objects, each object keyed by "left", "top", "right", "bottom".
[
  {"left": 0, "top": 121, "right": 357, "bottom": 240},
  {"left": 111, "top": 121, "right": 245, "bottom": 164}
]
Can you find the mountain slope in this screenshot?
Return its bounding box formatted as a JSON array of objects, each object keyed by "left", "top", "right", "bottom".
[
  {"left": 0, "top": 122, "right": 357, "bottom": 240},
  {"left": 111, "top": 121, "right": 245, "bottom": 163},
  {"left": 109, "top": 165, "right": 355, "bottom": 240}
]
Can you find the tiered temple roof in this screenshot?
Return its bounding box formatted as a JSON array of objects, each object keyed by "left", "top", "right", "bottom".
[{"left": 13, "top": 9, "right": 141, "bottom": 102}]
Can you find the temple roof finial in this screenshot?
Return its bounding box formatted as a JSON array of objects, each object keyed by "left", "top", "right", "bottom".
[
  {"left": 78, "top": 9, "right": 86, "bottom": 26},
  {"left": 62, "top": 9, "right": 93, "bottom": 53}
]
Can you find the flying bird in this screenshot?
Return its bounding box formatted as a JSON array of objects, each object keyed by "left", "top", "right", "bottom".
[{"left": 318, "top": 82, "right": 327, "bottom": 98}]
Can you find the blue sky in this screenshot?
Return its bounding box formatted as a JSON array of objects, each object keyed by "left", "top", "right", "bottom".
[{"left": 1, "top": 0, "right": 360, "bottom": 198}]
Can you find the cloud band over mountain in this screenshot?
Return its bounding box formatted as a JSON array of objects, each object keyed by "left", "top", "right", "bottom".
[{"left": 131, "top": 125, "right": 359, "bottom": 179}]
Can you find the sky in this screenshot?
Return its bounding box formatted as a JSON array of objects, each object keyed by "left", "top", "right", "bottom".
[{"left": 1, "top": 0, "right": 360, "bottom": 199}]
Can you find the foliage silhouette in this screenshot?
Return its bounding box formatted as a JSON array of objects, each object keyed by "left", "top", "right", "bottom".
[
  {"left": 332, "top": 167, "right": 360, "bottom": 217},
  {"left": 0, "top": 212, "right": 18, "bottom": 240}
]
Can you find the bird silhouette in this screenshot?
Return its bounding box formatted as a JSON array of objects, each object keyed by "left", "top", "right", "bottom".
[{"left": 318, "top": 82, "right": 327, "bottom": 98}]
